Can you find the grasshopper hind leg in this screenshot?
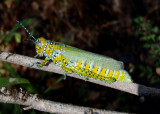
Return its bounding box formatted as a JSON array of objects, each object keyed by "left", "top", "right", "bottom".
[
  {"left": 63, "top": 71, "right": 73, "bottom": 80},
  {"left": 61, "top": 66, "right": 73, "bottom": 80},
  {"left": 63, "top": 72, "right": 67, "bottom": 80}
]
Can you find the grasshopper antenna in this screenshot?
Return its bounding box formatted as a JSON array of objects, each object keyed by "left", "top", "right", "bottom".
[{"left": 16, "top": 20, "right": 37, "bottom": 41}]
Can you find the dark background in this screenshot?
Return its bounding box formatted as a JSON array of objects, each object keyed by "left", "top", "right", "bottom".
[{"left": 0, "top": 0, "right": 160, "bottom": 113}]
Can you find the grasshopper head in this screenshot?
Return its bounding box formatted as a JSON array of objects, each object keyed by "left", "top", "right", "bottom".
[
  {"left": 16, "top": 20, "right": 48, "bottom": 56},
  {"left": 35, "top": 37, "right": 47, "bottom": 56}
]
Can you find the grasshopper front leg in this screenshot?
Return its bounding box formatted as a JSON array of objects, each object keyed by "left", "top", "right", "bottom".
[
  {"left": 29, "top": 58, "right": 48, "bottom": 68},
  {"left": 34, "top": 54, "right": 39, "bottom": 58}
]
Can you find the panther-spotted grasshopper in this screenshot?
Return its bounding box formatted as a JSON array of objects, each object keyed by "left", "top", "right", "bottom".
[{"left": 17, "top": 20, "right": 132, "bottom": 84}]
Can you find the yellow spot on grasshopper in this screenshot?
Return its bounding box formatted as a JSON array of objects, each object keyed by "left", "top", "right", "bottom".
[
  {"left": 119, "top": 71, "right": 124, "bottom": 81},
  {"left": 107, "top": 70, "right": 114, "bottom": 77},
  {"left": 99, "top": 68, "right": 107, "bottom": 76},
  {"left": 92, "top": 66, "right": 99, "bottom": 74},
  {"left": 85, "top": 63, "right": 90, "bottom": 70},
  {"left": 77, "top": 61, "right": 82, "bottom": 68},
  {"left": 97, "top": 75, "right": 102, "bottom": 80},
  {"left": 113, "top": 70, "right": 120, "bottom": 80}
]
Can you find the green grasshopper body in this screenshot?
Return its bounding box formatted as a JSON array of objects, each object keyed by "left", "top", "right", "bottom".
[{"left": 17, "top": 20, "right": 132, "bottom": 84}]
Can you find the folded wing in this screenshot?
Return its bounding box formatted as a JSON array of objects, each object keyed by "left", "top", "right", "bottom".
[{"left": 61, "top": 46, "right": 124, "bottom": 70}]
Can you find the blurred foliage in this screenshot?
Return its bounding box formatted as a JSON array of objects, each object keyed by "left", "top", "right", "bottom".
[
  {"left": 3, "top": 63, "right": 37, "bottom": 92},
  {"left": 14, "top": 33, "right": 21, "bottom": 43},
  {"left": 0, "top": 19, "right": 33, "bottom": 52},
  {"left": 117, "top": 93, "right": 139, "bottom": 112},
  {"left": 134, "top": 17, "right": 160, "bottom": 84},
  {"left": 4, "top": 19, "right": 33, "bottom": 44},
  {"left": 1, "top": 0, "right": 160, "bottom": 113},
  {"left": 134, "top": 17, "right": 160, "bottom": 65},
  {"left": 138, "top": 65, "right": 160, "bottom": 84},
  {"left": 0, "top": 77, "right": 30, "bottom": 87},
  {"left": 43, "top": 75, "right": 64, "bottom": 94},
  {"left": 13, "top": 104, "right": 22, "bottom": 114}
]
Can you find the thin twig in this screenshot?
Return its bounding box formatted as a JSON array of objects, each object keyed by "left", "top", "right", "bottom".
[
  {"left": 0, "top": 51, "right": 160, "bottom": 97},
  {"left": 0, "top": 87, "right": 121, "bottom": 113}
]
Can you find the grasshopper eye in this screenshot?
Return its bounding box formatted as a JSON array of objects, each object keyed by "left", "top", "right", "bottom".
[{"left": 37, "top": 40, "right": 42, "bottom": 48}]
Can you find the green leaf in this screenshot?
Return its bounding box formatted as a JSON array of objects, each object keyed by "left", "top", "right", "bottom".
[
  {"left": 13, "top": 104, "right": 21, "bottom": 114},
  {"left": 43, "top": 76, "right": 64, "bottom": 94},
  {"left": 150, "top": 77, "right": 160, "bottom": 84},
  {"left": 140, "top": 36, "right": 148, "bottom": 41},
  {"left": 3, "top": 63, "right": 20, "bottom": 78},
  {"left": 3, "top": 18, "right": 33, "bottom": 44},
  {"left": 1, "top": 44, "right": 4, "bottom": 51},
  {"left": 13, "top": 18, "right": 33, "bottom": 31},
  {"left": 149, "top": 34, "right": 156, "bottom": 40},
  {"left": 0, "top": 34, "right": 5, "bottom": 39},
  {"left": 146, "top": 66, "right": 153, "bottom": 73},
  {"left": 3, "top": 63, "right": 37, "bottom": 93},
  {"left": 152, "top": 27, "right": 158, "bottom": 34},
  {"left": 155, "top": 61, "right": 160, "bottom": 66},
  {"left": 157, "top": 36, "right": 160, "bottom": 42},
  {"left": 139, "top": 16, "right": 144, "bottom": 22},
  {"left": 139, "top": 65, "right": 145, "bottom": 71},
  {"left": 133, "top": 18, "right": 139, "bottom": 23},
  {"left": 146, "top": 20, "right": 151, "bottom": 31},
  {"left": 0, "top": 77, "right": 30, "bottom": 87},
  {"left": 14, "top": 33, "right": 21, "bottom": 43},
  {"left": 136, "top": 30, "right": 145, "bottom": 35},
  {"left": 21, "top": 84, "right": 37, "bottom": 93},
  {"left": 143, "top": 43, "right": 152, "bottom": 48},
  {"left": 3, "top": 33, "right": 14, "bottom": 44},
  {"left": 134, "top": 16, "right": 144, "bottom": 25},
  {"left": 30, "top": 110, "right": 36, "bottom": 114},
  {"left": 140, "top": 34, "right": 155, "bottom": 41},
  {"left": 149, "top": 49, "right": 160, "bottom": 56},
  {"left": 139, "top": 72, "right": 145, "bottom": 77}
]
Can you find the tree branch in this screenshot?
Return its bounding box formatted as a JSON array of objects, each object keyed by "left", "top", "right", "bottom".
[
  {"left": 0, "top": 87, "right": 120, "bottom": 113},
  {"left": 0, "top": 51, "right": 160, "bottom": 97}
]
